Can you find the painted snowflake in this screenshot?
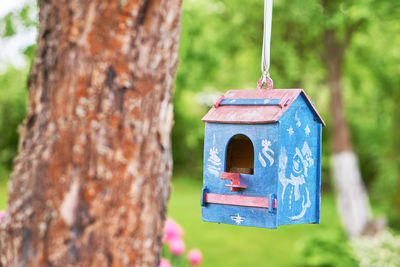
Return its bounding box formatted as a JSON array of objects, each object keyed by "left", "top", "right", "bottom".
[
  {"left": 304, "top": 125, "right": 311, "bottom": 136},
  {"left": 231, "top": 214, "right": 245, "bottom": 224},
  {"left": 287, "top": 126, "right": 294, "bottom": 136}
]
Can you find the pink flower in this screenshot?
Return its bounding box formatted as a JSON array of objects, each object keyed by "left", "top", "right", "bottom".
[
  {"left": 188, "top": 249, "right": 203, "bottom": 266},
  {"left": 0, "top": 210, "right": 5, "bottom": 223},
  {"left": 163, "top": 218, "right": 183, "bottom": 242},
  {"left": 168, "top": 238, "right": 185, "bottom": 255},
  {"left": 159, "top": 258, "right": 171, "bottom": 267}
]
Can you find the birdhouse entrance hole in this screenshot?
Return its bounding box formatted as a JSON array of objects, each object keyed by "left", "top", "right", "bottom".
[{"left": 226, "top": 134, "right": 254, "bottom": 175}]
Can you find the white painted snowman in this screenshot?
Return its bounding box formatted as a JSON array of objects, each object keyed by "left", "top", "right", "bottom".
[{"left": 279, "top": 142, "right": 314, "bottom": 221}]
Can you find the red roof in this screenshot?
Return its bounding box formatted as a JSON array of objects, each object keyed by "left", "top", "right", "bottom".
[{"left": 202, "top": 89, "right": 325, "bottom": 126}]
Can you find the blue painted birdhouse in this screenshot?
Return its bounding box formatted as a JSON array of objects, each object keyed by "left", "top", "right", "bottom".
[{"left": 201, "top": 89, "right": 325, "bottom": 228}]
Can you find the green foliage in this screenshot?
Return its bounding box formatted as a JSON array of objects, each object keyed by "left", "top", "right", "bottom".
[
  {"left": 0, "top": 3, "right": 37, "bottom": 38},
  {"left": 0, "top": 66, "right": 29, "bottom": 180},
  {"left": 19, "top": 4, "right": 38, "bottom": 28},
  {"left": 297, "top": 229, "right": 358, "bottom": 267},
  {"left": 3, "top": 14, "right": 16, "bottom": 37},
  {"left": 0, "top": 2, "right": 36, "bottom": 181},
  {"left": 344, "top": 3, "right": 400, "bottom": 217}
]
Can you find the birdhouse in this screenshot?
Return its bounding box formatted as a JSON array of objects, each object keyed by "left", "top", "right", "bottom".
[{"left": 201, "top": 89, "right": 325, "bottom": 228}]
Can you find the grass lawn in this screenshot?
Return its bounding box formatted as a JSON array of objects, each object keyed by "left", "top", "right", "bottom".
[
  {"left": 0, "top": 176, "right": 345, "bottom": 266},
  {"left": 168, "top": 176, "right": 344, "bottom": 267}
]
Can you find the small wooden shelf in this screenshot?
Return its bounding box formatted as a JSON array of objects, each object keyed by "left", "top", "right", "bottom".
[{"left": 225, "top": 183, "right": 247, "bottom": 192}]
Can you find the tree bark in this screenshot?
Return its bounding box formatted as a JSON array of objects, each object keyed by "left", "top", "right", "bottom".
[
  {"left": 324, "top": 30, "right": 372, "bottom": 238},
  {"left": 0, "top": 0, "right": 182, "bottom": 266}
]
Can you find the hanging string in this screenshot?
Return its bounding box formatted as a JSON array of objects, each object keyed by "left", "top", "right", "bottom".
[{"left": 257, "top": 0, "right": 273, "bottom": 90}]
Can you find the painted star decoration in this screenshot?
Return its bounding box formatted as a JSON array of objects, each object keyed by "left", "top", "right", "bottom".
[
  {"left": 231, "top": 214, "right": 245, "bottom": 224},
  {"left": 287, "top": 126, "right": 294, "bottom": 136},
  {"left": 304, "top": 125, "right": 311, "bottom": 136}
]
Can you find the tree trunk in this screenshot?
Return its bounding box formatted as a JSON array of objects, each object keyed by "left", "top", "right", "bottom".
[
  {"left": 0, "top": 0, "right": 182, "bottom": 266},
  {"left": 324, "top": 30, "right": 372, "bottom": 238}
]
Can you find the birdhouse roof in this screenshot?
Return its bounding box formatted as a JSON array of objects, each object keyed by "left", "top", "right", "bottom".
[{"left": 202, "top": 89, "right": 325, "bottom": 126}]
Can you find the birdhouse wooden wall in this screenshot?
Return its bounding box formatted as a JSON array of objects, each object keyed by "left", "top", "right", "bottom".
[{"left": 276, "top": 95, "right": 322, "bottom": 226}]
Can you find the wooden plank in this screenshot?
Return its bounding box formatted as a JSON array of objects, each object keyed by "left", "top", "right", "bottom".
[
  {"left": 205, "top": 193, "right": 270, "bottom": 209},
  {"left": 219, "top": 98, "right": 281, "bottom": 106}
]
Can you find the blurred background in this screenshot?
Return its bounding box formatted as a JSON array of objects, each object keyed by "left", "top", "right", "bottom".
[{"left": 0, "top": 0, "right": 399, "bottom": 266}]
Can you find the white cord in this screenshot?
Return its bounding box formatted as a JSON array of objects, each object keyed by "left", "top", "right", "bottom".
[{"left": 261, "top": 0, "right": 273, "bottom": 81}]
